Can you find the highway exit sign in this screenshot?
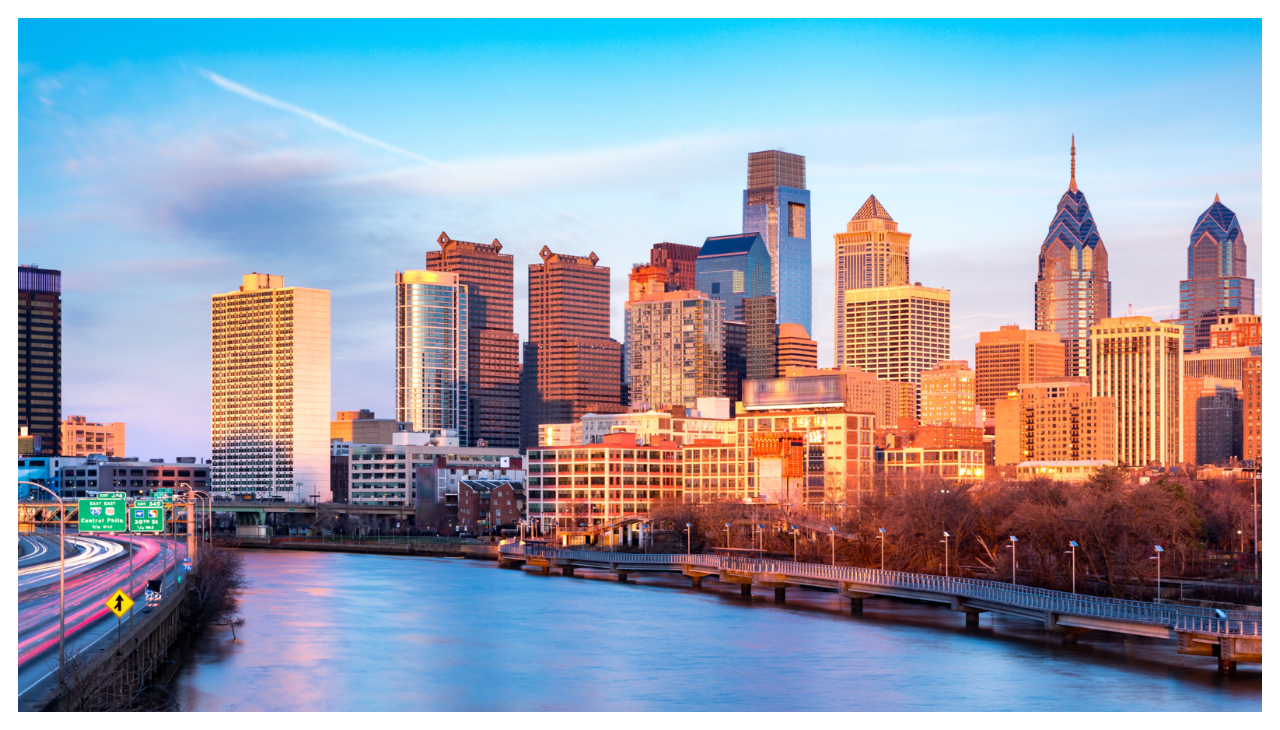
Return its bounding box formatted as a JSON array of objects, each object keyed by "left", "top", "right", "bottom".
[
  {"left": 78, "top": 498, "right": 127, "bottom": 533},
  {"left": 152, "top": 488, "right": 175, "bottom": 502},
  {"left": 130, "top": 499, "right": 166, "bottom": 533}
]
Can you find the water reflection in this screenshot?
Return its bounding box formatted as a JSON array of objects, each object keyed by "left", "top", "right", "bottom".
[{"left": 173, "top": 550, "right": 1261, "bottom": 711}]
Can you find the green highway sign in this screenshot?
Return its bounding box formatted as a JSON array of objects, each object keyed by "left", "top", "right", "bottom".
[
  {"left": 78, "top": 498, "right": 127, "bottom": 533},
  {"left": 152, "top": 488, "right": 175, "bottom": 502},
  {"left": 130, "top": 499, "right": 166, "bottom": 533},
  {"left": 100, "top": 492, "right": 126, "bottom": 499}
]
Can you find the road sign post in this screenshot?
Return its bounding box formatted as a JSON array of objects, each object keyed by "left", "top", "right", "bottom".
[
  {"left": 106, "top": 589, "right": 134, "bottom": 643},
  {"left": 77, "top": 497, "right": 128, "bottom": 533}
]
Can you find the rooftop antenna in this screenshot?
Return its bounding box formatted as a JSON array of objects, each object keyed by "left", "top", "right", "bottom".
[
  {"left": 1127, "top": 301, "right": 1134, "bottom": 317},
  {"left": 1069, "top": 135, "right": 1078, "bottom": 193}
]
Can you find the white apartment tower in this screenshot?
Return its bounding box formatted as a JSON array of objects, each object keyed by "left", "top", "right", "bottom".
[
  {"left": 844, "top": 284, "right": 951, "bottom": 418},
  {"left": 396, "top": 270, "right": 469, "bottom": 444},
  {"left": 1090, "top": 316, "right": 1183, "bottom": 466},
  {"left": 211, "top": 273, "right": 331, "bottom": 502}
]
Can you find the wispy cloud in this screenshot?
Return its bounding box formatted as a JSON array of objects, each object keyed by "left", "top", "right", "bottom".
[{"left": 198, "top": 68, "right": 448, "bottom": 170}]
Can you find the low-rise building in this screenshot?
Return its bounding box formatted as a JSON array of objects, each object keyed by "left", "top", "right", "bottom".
[
  {"left": 330, "top": 409, "right": 410, "bottom": 445},
  {"left": 456, "top": 480, "right": 525, "bottom": 536},
  {"left": 682, "top": 439, "right": 749, "bottom": 503},
  {"left": 18, "top": 455, "right": 88, "bottom": 499},
  {"left": 60, "top": 457, "right": 211, "bottom": 500},
  {"left": 739, "top": 410, "right": 876, "bottom": 507},
  {"left": 876, "top": 446, "right": 987, "bottom": 484},
  {"left": 1015, "top": 460, "right": 1113, "bottom": 482},
  {"left": 548, "top": 400, "right": 739, "bottom": 447},
  {"left": 60, "top": 415, "right": 126, "bottom": 458},
  {"left": 993, "top": 378, "right": 1117, "bottom": 465}
]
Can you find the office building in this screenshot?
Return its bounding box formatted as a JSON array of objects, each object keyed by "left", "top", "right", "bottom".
[
  {"left": 330, "top": 410, "right": 410, "bottom": 445},
  {"left": 759, "top": 367, "right": 914, "bottom": 429},
  {"left": 744, "top": 296, "right": 778, "bottom": 380},
  {"left": 625, "top": 286, "right": 724, "bottom": 410},
  {"left": 396, "top": 270, "right": 469, "bottom": 446},
  {"left": 682, "top": 440, "right": 750, "bottom": 503},
  {"left": 1243, "top": 356, "right": 1261, "bottom": 463},
  {"left": 1034, "top": 138, "right": 1112, "bottom": 378},
  {"left": 522, "top": 246, "right": 626, "bottom": 450},
  {"left": 724, "top": 321, "right": 747, "bottom": 404},
  {"left": 776, "top": 324, "right": 818, "bottom": 371},
  {"left": 993, "top": 378, "right": 1116, "bottom": 465},
  {"left": 211, "top": 273, "right": 331, "bottom": 502},
  {"left": 342, "top": 442, "right": 523, "bottom": 508},
  {"left": 1182, "top": 376, "right": 1242, "bottom": 466},
  {"left": 649, "top": 242, "right": 701, "bottom": 292},
  {"left": 743, "top": 150, "right": 811, "bottom": 333},
  {"left": 844, "top": 284, "right": 951, "bottom": 413},
  {"left": 60, "top": 457, "right": 211, "bottom": 500},
  {"left": 60, "top": 416, "right": 125, "bottom": 458},
  {"left": 1090, "top": 316, "right": 1182, "bottom": 466},
  {"left": 1177, "top": 197, "right": 1254, "bottom": 352},
  {"left": 876, "top": 447, "right": 987, "bottom": 484},
  {"left": 694, "top": 233, "right": 770, "bottom": 322},
  {"left": 974, "top": 325, "right": 1065, "bottom": 414},
  {"left": 575, "top": 401, "right": 738, "bottom": 447},
  {"left": 741, "top": 410, "right": 876, "bottom": 507},
  {"left": 1211, "top": 314, "right": 1261, "bottom": 349},
  {"left": 425, "top": 233, "right": 520, "bottom": 448},
  {"left": 1185, "top": 346, "right": 1261, "bottom": 382},
  {"left": 920, "top": 360, "right": 980, "bottom": 427},
  {"left": 834, "top": 195, "right": 910, "bottom": 366},
  {"left": 19, "top": 266, "right": 61, "bottom": 457}
]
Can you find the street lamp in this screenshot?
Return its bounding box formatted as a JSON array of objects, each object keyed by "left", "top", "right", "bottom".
[
  {"left": 757, "top": 523, "right": 765, "bottom": 555},
  {"left": 1007, "top": 536, "right": 1018, "bottom": 585},
  {"left": 1152, "top": 545, "right": 1164, "bottom": 604},
  {"left": 685, "top": 523, "right": 692, "bottom": 555},
  {"left": 1237, "top": 529, "right": 1244, "bottom": 554},
  {"left": 829, "top": 526, "right": 836, "bottom": 566},
  {"left": 790, "top": 524, "right": 799, "bottom": 562},
  {"left": 20, "top": 481, "right": 65, "bottom": 688},
  {"left": 725, "top": 523, "right": 731, "bottom": 551},
  {"left": 878, "top": 527, "right": 886, "bottom": 571},
  {"left": 1067, "top": 541, "right": 1079, "bottom": 594},
  {"left": 941, "top": 531, "right": 950, "bottom": 578}
]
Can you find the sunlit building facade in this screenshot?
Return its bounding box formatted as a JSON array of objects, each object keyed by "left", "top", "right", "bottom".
[
  {"left": 396, "top": 270, "right": 469, "bottom": 446},
  {"left": 834, "top": 195, "right": 910, "bottom": 366},
  {"left": 1177, "top": 197, "right": 1254, "bottom": 353},
  {"left": 776, "top": 324, "right": 818, "bottom": 371},
  {"left": 60, "top": 416, "right": 125, "bottom": 458},
  {"left": 743, "top": 150, "right": 811, "bottom": 334},
  {"left": 211, "top": 273, "right": 331, "bottom": 502},
  {"left": 1090, "top": 316, "right": 1182, "bottom": 467},
  {"left": 844, "top": 284, "right": 951, "bottom": 415},
  {"left": 625, "top": 289, "right": 724, "bottom": 410},
  {"left": 993, "top": 378, "right": 1116, "bottom": 465},
  {"left": 695, "top": 233, "right": 770, "bottom": 322},
  {"left": 974, "top": 325, "right": 1065, "bottom": 414},
  {"left": 920, "top": 360, "right": 979, "bottom": 427}
]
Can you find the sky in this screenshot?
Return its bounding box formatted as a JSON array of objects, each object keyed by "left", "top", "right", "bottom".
[{"left": 17, "top": 19, "right": 1263, "bottom": 460}]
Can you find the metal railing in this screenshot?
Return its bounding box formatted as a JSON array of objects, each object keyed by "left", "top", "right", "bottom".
[{"left": 500, "top": 544, "right": 1262, "bottom": 637}]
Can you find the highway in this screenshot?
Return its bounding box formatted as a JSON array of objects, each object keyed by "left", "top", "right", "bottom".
[{"left": 16, "top": 533, "right": 189, "bottom": 700}]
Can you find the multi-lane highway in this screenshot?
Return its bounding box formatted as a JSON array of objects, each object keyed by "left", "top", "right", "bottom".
[{"left": 16, "top": 532, "right": 188, "bottom": 700}]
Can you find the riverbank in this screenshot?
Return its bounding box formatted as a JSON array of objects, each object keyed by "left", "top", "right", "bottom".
[{"left": 215, "top": 535, "right": 500, "bottom": 560}]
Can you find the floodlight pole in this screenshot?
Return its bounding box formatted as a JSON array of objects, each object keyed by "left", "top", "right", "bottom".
[{"left": 21, "top": 482, "right": 64, "bottom": 687}]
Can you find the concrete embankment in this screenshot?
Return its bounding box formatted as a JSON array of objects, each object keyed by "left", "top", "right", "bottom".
[{"left": 216, "top": 537, "right": 501, "bottom": 560}]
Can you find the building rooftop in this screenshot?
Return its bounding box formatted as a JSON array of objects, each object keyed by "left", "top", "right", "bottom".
[
  {"left": 699, "top": 233, "right": 762, "bottom": 258},
  {"left": 852, "top": 194, "right": 893, "bottom": 221}
]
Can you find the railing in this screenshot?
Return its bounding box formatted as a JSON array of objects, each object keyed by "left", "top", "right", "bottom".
[{"left": 500, "top": 544, "right": 1262, "bottom": 637}]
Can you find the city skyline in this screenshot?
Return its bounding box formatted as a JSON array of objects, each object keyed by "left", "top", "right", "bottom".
[{"left": 18, "top": 19, "right": 1262, "bottom": 457}]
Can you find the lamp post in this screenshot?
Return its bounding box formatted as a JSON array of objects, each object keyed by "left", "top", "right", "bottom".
[
  {"left": 878, "top": 527, "right": 886, "bottom": 571},
  {"left": 941, "top": 531, "right": 950, "bottom": 578},
  {"left": 1237, "top": 529, "right": 1244, "bottom": 554},
  {"left": 1253, "top": 470, "right": 1259, "bottom": 562},
  {"left": 829, "top": 526, "right": 836, "bottom": 566},
  {"left": 791, "top": 524, "right": 798, "bottom": 562},
  {"left": 1152, "top": 545, "right": 1164, "bottom": 603},
  {"left": 757, "top": 523, "right": 765, "bottom": 555},
  {"left": 20, "top": 482, "right": 65, "bottom": 688},
  {"left": 685, "top": 523, "right": 692, "bottom": 555},
  {"left": 1007, "top": 536, "right": 1018, "bottom": 585},
  {"left": 1067, "top": 541, "right": 1078, "bottom": 594},
  {"left": 725, "top": 523, "right": 731, "bottom": 551}
]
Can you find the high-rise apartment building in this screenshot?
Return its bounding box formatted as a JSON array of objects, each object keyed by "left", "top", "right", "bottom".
[
  {"left": 844, "top": 284, "right": 951, "bottom": 415},
  {"left": 834, "top": 195, "right": 910, "bottom": 366},
  {"left": 744, "top": 295, "right": 778, "bottom": 380},
  {"left": 1242, "top": 356, "right": 1261, "bottom": 463},
  {"left": 993, "top": 378, "right": 1116, "bottom": 465},
  {"left": 1210, "top": 314, "right": 1261, "bottom": 349},
  {"left": 625, "top": 288, "right": 724, "bottom": 410},
  {"left": 1035, "top": 138, "right": 1111, "bottom": 379},
  {"left": 211, "top": 273, "right": 331, "bottom": 502},
  {"left": 920, "top": 360, "right": 979, "bottom": 427},
  {"left": 522, "top": 246, "right": 625, "bottom": 450},
  {"left": 425, "top": 233, "right": 519, "bottom": 448},
  {"left": 974, "top": 325, "right": 1065, "bottom": 414},
  {"left": 776, "top": 324, "right": 817, "bottom": 371},
  {"left": 396, "top": 270, "right": 469, "bottom": 445},
  {"left": 1090, "top": 316, "right": 1182, "bottom": 466},
  {"left": 1185, "top": 346, "right": 1261, "bottom": 382},
  {"left": 1181, "top": 376, "right": 1242, "bottom": 466},
  {"left": 1177, "top": 197, "right": 1254, "bottom": 353},
  {"left": 19, "top": 266, "right": 61, "bottom": 456},
  {"left": 649, "top": 242, "right": 701, "bottom": 292},
  {"left": 743, "top": 150, "right": 811, "bottom": 334},
  {"left": 694, "top": 233, "right": 770, "bottom": 322},
  {"left": 724, "top": 321, "right": 747, "bottom": 404},
  {"left": 61, "top": 416, "right": 125, "bottom": 458}
]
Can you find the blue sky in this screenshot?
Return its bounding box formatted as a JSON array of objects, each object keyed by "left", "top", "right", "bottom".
[{"left": 18, "top": 19, "right": 1262, "bottom": 459}]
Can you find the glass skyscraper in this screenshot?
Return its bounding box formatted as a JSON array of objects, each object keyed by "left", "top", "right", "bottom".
[
  {"left": 396, "top": 270, "right": 469, "bottom": 445},
  {"left": 1176, "top": 195, "right": 1254, "bottom": 352},
  {"left": 694, "top": 233, "right": 770, "bottom": 322},
  {"left": 743, "top": 150, "right": 811, "bottom": 334},
  {"left": 1034, "top": 138, "right": 1111, "bottom": 379}
]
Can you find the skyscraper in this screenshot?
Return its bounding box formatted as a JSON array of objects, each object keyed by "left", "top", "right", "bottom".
[
  {"left": 743, "top": 150, "right": 811, "bottom": 334},
  {"left": 694, "top": 233, "right": 770, "bottom": 322},
  {"left": 521, "top": 246, "right": 624, "bottom": 450},
  {"left": 19, "top": 266, "right": 61, "bottom": 456},
  {"left": 1035, "top": 137, "right": 1111, "bottom": 379},
  {"left": 834, "top": 195, "right": 910, "bottom": 366},
  {"left": 723, "top": 321, "right": 747, "bottom": 404},
  {"left": 425, "top": 232, "right": 519, "bottom": 448},
  {"left": 1090, "top": 316, "right": 1182, "bottom": 466},
  {"left": 396, "top": 270, "right": 469, "bottom": 445},
  {"left": 649, "top": 242, "right": 701, "bottom": 292},
  {"left": 920, "top": 360, "right": 979, "bottom": 427},
  {"left": 844, "top": 284, "right": 951, "bottom": 419},
  {"left": 973, "top": 325, "right": 1065, "bottom": 414},
  {"left": 212, "top": 273, "right": 331, "bottom": 502},
  {"left": 744, "top": 295, "right": 778, "bottom": 380},
  {"left": 1177, "top": 196, "right": 1254, "bottom": 352},
  {"left": 625, "top": 285, "right": 724, "bottom": 410},
  {"left": 776, "top": 324, "right": 817, "bottom": 371}
]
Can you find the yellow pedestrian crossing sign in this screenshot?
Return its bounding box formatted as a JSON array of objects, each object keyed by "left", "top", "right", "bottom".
[{"left": 106, "top": 589, "right": 134, "bottom": 618}]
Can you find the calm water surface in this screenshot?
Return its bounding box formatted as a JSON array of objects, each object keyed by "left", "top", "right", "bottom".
[{"left": 173, "top": 550, "right": 1261, "bottom": 711}]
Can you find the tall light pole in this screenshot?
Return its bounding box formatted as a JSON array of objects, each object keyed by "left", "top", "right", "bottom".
[
  {"left": 791, "top": 524, "right": 798, "bottom": 562},
  {"left": 685, "top": 523, "right": 692, "bottom": 555},
  {"left": 878, "top": 527, "right": 886, "bottom": 571},
  {"left": 829, "top": 526, "right": 836, "bottom": 566},
  {"left": 1152, "top": 545, "right": 1164, "bottom": 603},
  {"left": 941, "top": 531, "right": 950, "bottom": 578},
  {"left": 1007, "top": 536, "right": 1018, "bottom": 585},
  {"left": 1253, "top": 470, "right": 1259, "bottom": 562},
  {"left": 1068, "top": 541, "right": 1078, "bottom": 594},
  {"left": 1237, "top": 529, "right": 1244, "bottom": 553},
  {"left": 21, "top": 482, "right": 64, "bottom": 687},
  {"left": 725, "top": 523, "right": 731, "bottom": 551}
]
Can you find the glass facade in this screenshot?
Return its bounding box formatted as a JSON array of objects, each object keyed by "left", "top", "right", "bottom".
[
  {"left": 743, "top": 150, "right": 811, "bottom": 334},
  {"left": 396, "top": 271, "right": 469, "bottom": 445},
  {"left": 694, "top": 233, "right": 770, "bottom": 322},
  {"left": 1176, "top": 196, "right": 1254, "bottom": 352},
  {"left": 625, "top": 293, "right": 725, "bottom": 410}
]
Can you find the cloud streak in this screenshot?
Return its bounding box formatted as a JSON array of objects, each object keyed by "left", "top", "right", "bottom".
[{"left": 198, "top": 68, "right": 448, "bottom": 170}]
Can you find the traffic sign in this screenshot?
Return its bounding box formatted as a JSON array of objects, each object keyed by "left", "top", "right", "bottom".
[
  {"left": 100, "top": 492, "right": 127, "bottom": 499},
  {"left": 181, "top": 558, "right": 192, "bottom": 572},
  {"left": 152, "top": 488, "right": 175, "bottom": 502},
  {"left": 78, "top": 498, "right": 128, "bottom": 533},
  {"left": 130, "top": 499, "right": 166, "bottom": 533},
  {"left": 106, "top": 589, "right": 134, "bottom": 618}
]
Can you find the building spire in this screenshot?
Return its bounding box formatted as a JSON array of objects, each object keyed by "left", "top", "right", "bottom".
[
  {"left": 1214, "top": 192, "right": 1221, "bottom": 203},
  {"left": 1069, "top": 135, "right": 1078, "bottom": 193}
]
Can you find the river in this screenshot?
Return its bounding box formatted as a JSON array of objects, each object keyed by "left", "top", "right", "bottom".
[{"left": 172, "top": 550, "right": 1261, "bottom": 711}]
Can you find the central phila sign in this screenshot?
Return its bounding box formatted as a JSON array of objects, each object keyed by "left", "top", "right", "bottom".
[{"left": 78, "top": 498, "right": 128, "bottom": 533}]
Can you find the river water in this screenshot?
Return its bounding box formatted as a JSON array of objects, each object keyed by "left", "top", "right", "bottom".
[{"left": 172, "top": 550, "right": 1260, "bottom": 711}]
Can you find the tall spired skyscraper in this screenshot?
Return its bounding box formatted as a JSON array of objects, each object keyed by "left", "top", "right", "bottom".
[
  {"left": 1176, "top": 196, "right": 1253, "bottom": 352},
  {"left": 743, "top": 150, "right": 811, "bottom": 334},
  {"left": 834, "top": 195, "right": 911, "bottom": 367},
  {"left": 1035, "top": 137, "right": 1111, "bottom": 379}
]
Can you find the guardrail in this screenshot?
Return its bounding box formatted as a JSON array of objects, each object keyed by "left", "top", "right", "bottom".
[{"left": 500, "top": 544, "right": 1262, "bottom": 637}]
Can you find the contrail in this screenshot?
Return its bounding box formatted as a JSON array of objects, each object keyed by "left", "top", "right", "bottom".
[{"left": 198, "top": 68, "right": 446, "bottom": 169}]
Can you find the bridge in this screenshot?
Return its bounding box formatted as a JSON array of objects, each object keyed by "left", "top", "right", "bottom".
[
  {"left": 498, "top": 543, "right": 1262, "bottom": 673},
  {"left": 20, "top": 500, "right": 417, "bottom": 527}
]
